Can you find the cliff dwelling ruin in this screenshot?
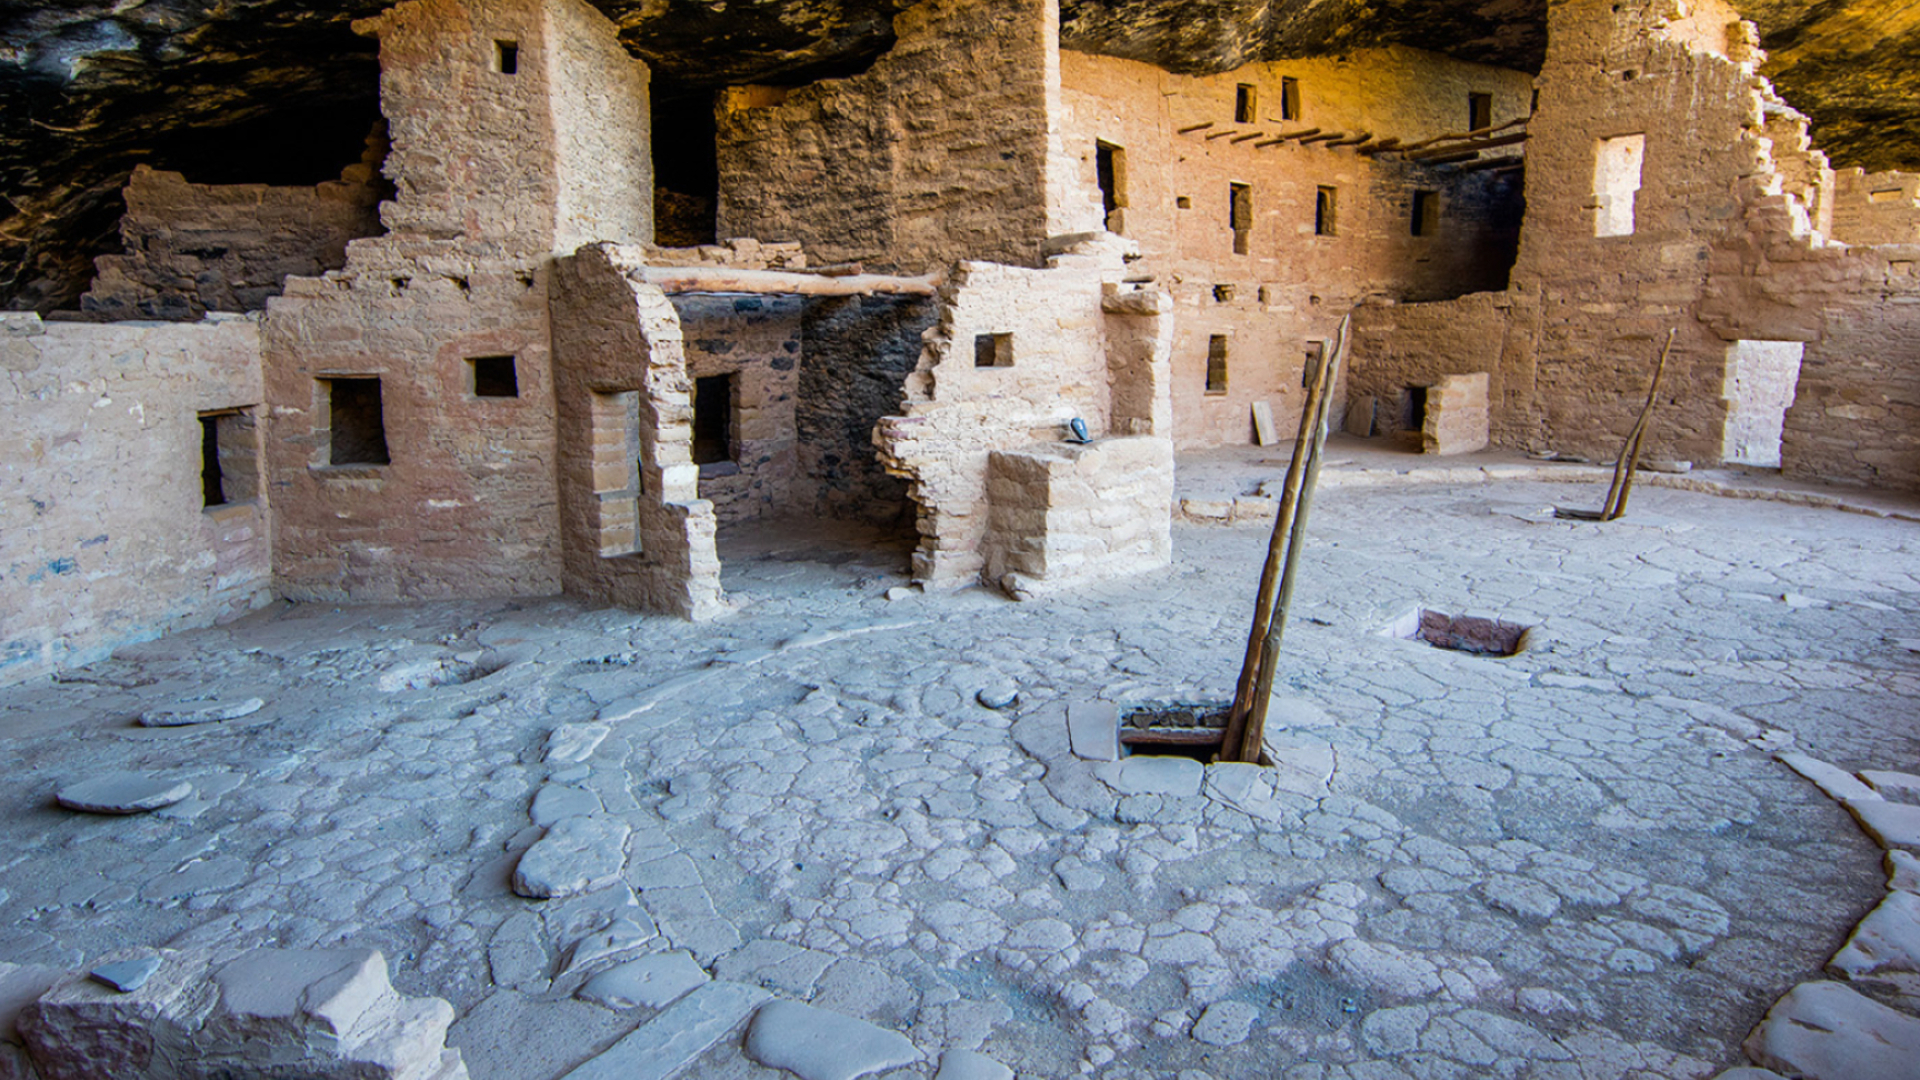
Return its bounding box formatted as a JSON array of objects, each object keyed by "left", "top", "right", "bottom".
[{"left": 3, "top": 0, "right": 1920, "bottom": 1076}]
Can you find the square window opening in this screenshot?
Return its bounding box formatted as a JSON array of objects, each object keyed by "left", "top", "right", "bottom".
[
  {"left": 1235, "top": 84, "right": 1258, "bottom": 124},
  {"left": 495, "top": 40, "right": 519, "bottom": 74},
  {"left": 1411, "top": 190, "right": 1440, "bottom": 237},
  {"left": 1469, "top": 92, "right": 1494, "bottom": 131},
  {"left": 1205, "top": 336, "right": 1230, "bottom": 395},
  {"left": 1176, "top": 195, "right": 1193, "bottom": 210},
  {"left": 1280, "top": 77, "right": 1300, "bottom": 122},
  {"left": 471, "top": 355, "right": 519, "bottom": 398},
  {"left": 1315, "top": 186, "right": 1338, "bottom": 236},
  {"left": 1230, "top": 183, "right": 1252, "bottom": 255},
  {"left": 325, "top": 378, "right": 390, "bottom": 466},
  {"left": 1213, "top": 284, "right": 1235, "bottom": 303},
  {"left": 975, "top": 332, "right": 1014, "bottom": 368},
  {"left": 693, "top": 374, "right": 735, "bottom": 466}
]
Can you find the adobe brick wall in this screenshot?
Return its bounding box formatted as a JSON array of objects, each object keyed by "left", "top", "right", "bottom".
[
  {"left": 82, "top": 156, "right": 385, "bottom": 322},
  {"left": 1830, "top": 169, "right": 1920, "bottom": 247},
  {"left": 0, "top": 314, "right": 269, "bottom": 687}
]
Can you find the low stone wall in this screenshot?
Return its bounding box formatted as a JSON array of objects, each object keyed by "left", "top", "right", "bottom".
[
  {"left": 983, "top": 436, "right": 1173, "bottom": 595},
  {"left": 0, "top": 314, "right": 270, "bottom": 687},
  {"left": 81, "top": 159, "right": 386, "bottom": 322},
  {"left": 1423, "top": 372, "right": 1490, "bottom": 455}
]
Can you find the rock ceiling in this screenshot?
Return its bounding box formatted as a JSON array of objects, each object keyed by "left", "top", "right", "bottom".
[{"left": 0, "top": 0, "right": 1913, "bottom": 310}]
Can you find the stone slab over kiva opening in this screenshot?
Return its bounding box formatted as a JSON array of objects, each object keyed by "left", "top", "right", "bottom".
[{"left": 1382, "top": 608, "right": 1532, "bottom": 657}]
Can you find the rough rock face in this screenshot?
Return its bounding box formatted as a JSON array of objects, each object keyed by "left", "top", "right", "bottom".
[{"left": 0, "top": 0, "right": 1912, "bottom": 311}]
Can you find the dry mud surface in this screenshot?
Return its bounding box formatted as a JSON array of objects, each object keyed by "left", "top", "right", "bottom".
[{"left": 2, "top": 477, "right": 1916, "bottom": 1079}]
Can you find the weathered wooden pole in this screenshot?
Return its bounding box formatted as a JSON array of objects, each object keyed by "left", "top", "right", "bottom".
[
  {"left": 1602, "top": 327, "right": 1677, "bottom": 521},
  {"left": 1232, "top": 314, "right": 1348, "bottom": 762}
]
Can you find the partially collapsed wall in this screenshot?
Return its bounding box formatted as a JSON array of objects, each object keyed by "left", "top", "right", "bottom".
[
  {"left": 80, "top": 153, "right": 387, "bottom": 322},
  {"left": 714, "top": 0, "right": 1058, "bottom": 272},
  {"left": 875, "top": 235, "right": 1174, "bottom": 594},
  {"left": 0, "top": 314, "right": 269, "bottom": 687},
  {"left": 549, "top": 244, "right": 725, "bottom": 619}
]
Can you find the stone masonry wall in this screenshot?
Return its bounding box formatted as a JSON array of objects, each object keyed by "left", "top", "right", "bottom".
[
  {"left": 550, "top": 244, "right": 724, "bottom": 619},
  {"left": 875, "top": 236, "right": 1174, "bottom": 592},
  {"left": 1348, "top": 292, "right": 1529, "bottom": 442},
  {"left": 714, "top": 0, "right": 1055, "bottom": 272},
  {"left": 0, "top": 314, "right": 269, "bottom": 687},
  {"left": 1501, "top": 0, "right": 1762, "bottom": 464},
  {"left": 544, "top": 0, "right": 652, "bottom": 251},
  {"left": 81, "top": 156, "right": 386, "bottom": 322},
  {"left": 798, "top": 294, "right": 937, "bottom": 527},
  {"left": 1057, "top": 47, "right": 1534, "bottom": 449},
  {"left": 983, "top": 436, "right": 1174, "bottom": 596},
  {"left": 356, "top": 0, "right": 647, "bottom": 257},
  {"left": 1830, "top": 169, "right": 1920, "bottom": 247},
  {"left": 672, "top": 294, "right": 804, "bottom": 526},
  {"left": 262, "top": 239, "right": 560, "bottom": 602}
]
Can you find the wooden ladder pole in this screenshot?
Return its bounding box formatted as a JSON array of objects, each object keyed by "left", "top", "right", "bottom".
[
  {"left": 1606, "top": 327, "right": 1677, "bottom": 521},
  {"left": 1235, "top": 313, "right": 1349, "bottom": 761},
  {"left": 1221, "top": 335, "right": 1332, "bottom": 757}
]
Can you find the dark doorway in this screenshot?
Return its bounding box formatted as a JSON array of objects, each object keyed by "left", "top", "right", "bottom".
[
  {"left": 693, "top": 374, "right": 734, "bottom": 466},
  {"left": 652, "top": 86, "right": 720, "bottom": 246}
]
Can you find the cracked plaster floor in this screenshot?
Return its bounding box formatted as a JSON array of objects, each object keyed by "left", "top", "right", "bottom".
[{"left": 2, "top": 467, "right": 1918, "bottom": 1079}]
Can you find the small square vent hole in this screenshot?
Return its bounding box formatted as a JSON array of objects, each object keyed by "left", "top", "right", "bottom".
[{"left": 1385, "top": 609, "right": 1530, "bottom": 657}]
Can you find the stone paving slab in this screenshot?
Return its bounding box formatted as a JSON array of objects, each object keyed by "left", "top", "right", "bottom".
[
  {"left": 1744, "top": 981, "right": 1920, "bottom": 1079},
  {"left": 562, "top": 981, "right": 771, "bottom": 1080}
]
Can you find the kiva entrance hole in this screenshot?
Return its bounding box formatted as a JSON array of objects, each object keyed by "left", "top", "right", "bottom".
[
  {"left": 1120, "top": 702, "right": 1271, "bottom": 765},
  {"left": 1385, "top": 609, "right": 1531, "bottom": 657}
]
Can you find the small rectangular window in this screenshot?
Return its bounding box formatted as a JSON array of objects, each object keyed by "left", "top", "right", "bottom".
[
  {"left": 1205, "top": 336, "right": 1229, "bottom": 395},
  {"left": 1469, "top": 92, "right": 1493, "bottom": 131},
  {"left": 1594, "top": 133, "right": 1647, "bottom": 237},
  {"left": 495, "top": 40, "right": 519, "bottom": 75},
  {"left": 1235, "top": 84, "right": 1258, "bottom": 124},
  {"left": 1212, "top": 284, "right": 1235, "bottom": 303},
  {"left": 1315, "top": 186, "right": 1337, "bottom": 236},
  {"left": 1095, "top": 141, "right": 1127, "bottom": 230},
  {"left": 200, "top": 415, "right": 225, "bottom": 507},
  {"left": 974, "top": 332, "right": 1013, "bottom": 368},
  {"left": 1280, "top": 77, "right": 1300, "bottom": 122},
  {"left": 1229, "top": 183, "right": 1252, "bottom": 255},
  {"left": 1411, "top": 190, "right": 1439, "bottom": 237},
  {"left": 693, "top": 374, "right": 734, "bottom": 465},
  {"left": 471, "top": 355, "right": 519, "bottom": 398},
  {"left": 325, "top": 378, "right": 390, "bottom": 466}
]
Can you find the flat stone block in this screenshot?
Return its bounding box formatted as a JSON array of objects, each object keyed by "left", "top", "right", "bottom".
[
  {"left": 935, "top": 1048, "right": 1013, "bottom": 1080},
  {"left": 579, "top": 951, "right": 709, "bottom": 1011},
  {"left": 139, "top": 697, "right": 265, "bottom": 727},
  {"left": 1848, "top": 800, "right": 1920, "bottom": 850},
  {"left": 56, "top": 773, "right": 194, "bottom": 814},
  {"left": 513, "top": 817, "right": 632, "bottom": 900},
  {"left": 1781, "top": 753, "right": 1881, "bottom": 803},
  {"left": 1745, "top": 981, "right": 1920, "bottom": 1079},
  {"left": 1067, "top": 701, "right": 1119, "bottom": 761},
  {"left": 1108, "top": 756, "right": 1203, "bottom": 797},
  {"left": 1830, "top": 890, "right": 1920, "bottom": 977},
  {"left": 744, "top": 1000, "right": 920, "bottom": 1080},
  {"left": 561, "top": 981, "right": 770, "bottom": 1080}
]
